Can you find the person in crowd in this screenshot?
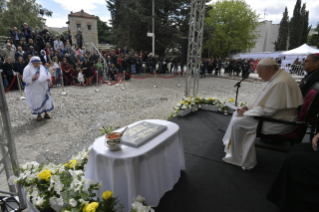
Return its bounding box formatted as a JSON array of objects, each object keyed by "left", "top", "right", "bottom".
[
  {"left": 228, "top": 59, "right": 234, "bottom": 76},
  {"left": 108, "top": 63, "right": 117, "bottom": 81},
  {"left": 61, "top": 57, "right": 74, "bottom": 85},
  {"left": 2, "top": 57, "right": 18, "bottom": 90},
  {"left": 151, "top": 55, "right": 157, "bottom": 73},
  {"left": 28, "top": 39, "right": 38, "bottom": 54},
  {"left": 44, "top": 43, "right": 53, "bottom": 58},
  {"left": 55, "top": 49, "right": 64, "bottom": 62},
  {"left": 64, "top": 40, "right": 72, "bottom": 55},
  {"left": 27, "top": 46, "right": 38, "bottom": 57},
  {"left": 40, "top": 50, "right": 49, "bottom": 65},
  {"left": 75, "top": 31, "right": 83, "bottom": 49},
  {"left": 48, "top": 50, "right": 54, "bottom": 61},
  {"left": 65, "top": 30, "right": 72, "bottom": 46},
  {"left": 130, "top": 54, "right": 136, "bottom": 74},
  {"left": 77, "top": 69, "right": 85, "bottom": 85},
  {"left": 266, "top": 132, "right": 319, "bottom": 212},
  {"left": 135, "top": 53, "right": 141, "bottom": 74},
  {"left": 224, "top": 58, "right": 230, "bottom": 75},
  {"left": 222, "top": 58, "right": 303, "bottom": 170},
  {"left": 200, "top": 59, "right": 206, "bottom": 78},
  {"left": 81, "top": 47, "right": 86, "bottom": 56},
  {"left": 23, "top": 56, "right": 53, "bottom": 121},
  {"left": 31, "top": 31, "right": 37, "bottom": 42},
  {"left": 15, "top": 46, "right": 26, "bottom": 62},
  {"left": 77, "top": 54, "right": 84, "bottom": 62},
  {"left": 242, "top": 59, "right": 251, "bottom": 79},
  {"left": 17, "top": 40, "right": 27, "bottom": 52},
  {"left": 81, "top": 57, "right": 92, "bottom": 86},
  {"left": 69, "top": 50, "right": 77, "bottom": 62},
  {"left": 122, "top": 46, "right": 128, "bottom": 54},
  {"left": 215, "top": 59, "right": 222, "bottom": 75},
  {"left": 1, "top": 43, "right": 16, "bottom": 63},
  {"left": 24, "top": 54, "right": 32, "bottom": 67},
  {"left": 299, "top": 53, "right": 319, "bottom": 97},
  {"left": 11, "top": 27, "right": 23, "bottom": 47},
  {"left": 144, "top": 51, "right": 148, "bottom": 62},
  {"left": 15, "top": 56, "right": 25, "bottom": 76},
  {"left": 96, "top": 59, "right": 103, "bottom": 72},
  {"left": 2, "top": 39, "right": 16, "bottom": 51},
  {"left": 162, "top": 57, "right": 168, "bottom": 74},
  {"left": 41, "top": 27, "right": 49, "bottom": 37},
  {"left": 48, "top": 61, "right": 57, "bottom": 86},
  {"left": 54, "top": 36, "right": 64, "bottom": 52},
  {"left": 34, "top": 26, "right": 40, "bottom": 35},
  {"left": 52, "top": 57, "right": 62, "bottom": 87},
  {"left": 21, "top": 23, "right": 31, "bottom": 44},
  {"left": 90, "top": 50, "right": 100, "bottom": 64},
  {"left": 91, "top": 63, "right": 97, "bottom": 83}
]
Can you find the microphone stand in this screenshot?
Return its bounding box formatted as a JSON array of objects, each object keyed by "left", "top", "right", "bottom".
[{"left": 234, "top": 71, "right": 250, "bottom": 106}]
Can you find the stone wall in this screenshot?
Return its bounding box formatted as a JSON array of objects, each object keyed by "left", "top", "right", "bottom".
[{"left": 69, "top": 17, "right": 98, "bottom": 47}]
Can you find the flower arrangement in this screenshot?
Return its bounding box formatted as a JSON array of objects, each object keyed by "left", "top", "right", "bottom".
[
  {"left": 9, "top": 146, "right": 153, "bottom": 212},
  {"left": 168, "top": 96, "right": 247, "bottom": 118}
]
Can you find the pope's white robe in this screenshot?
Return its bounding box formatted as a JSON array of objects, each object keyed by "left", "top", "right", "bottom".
[
  {"left": 222, "top": 70, "right": 304, "bottom": 169},
  {"left": 23, "top": 65, "right": 54, "bottom": 115}
]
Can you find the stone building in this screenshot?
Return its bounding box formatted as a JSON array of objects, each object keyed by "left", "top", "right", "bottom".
[
  {"left": 67, "top": 10, "right": 98, "bottom": 47},
  {"left": 249, "top": 20, "right": 280, "bottom": 53}
]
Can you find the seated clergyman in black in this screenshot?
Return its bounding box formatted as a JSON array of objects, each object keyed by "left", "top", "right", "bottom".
[
  {"left": 266, "top": 133, "right": 319, "bottom": 211},
  {"left": 299, "top": 54, "right": 319, "bottom": 97}
]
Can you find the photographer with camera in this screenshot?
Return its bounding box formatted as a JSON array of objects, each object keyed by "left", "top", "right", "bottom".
[
  {"left": 21, "top": 23, "right": 31, "bottom": 44},
  {"left": 10, "top": 27, "right": 23, "bottom": 47}
]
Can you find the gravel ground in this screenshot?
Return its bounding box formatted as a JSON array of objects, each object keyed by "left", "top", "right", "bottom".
[{"left": 0, "top": 74, "right": 263, "bottom": 192}]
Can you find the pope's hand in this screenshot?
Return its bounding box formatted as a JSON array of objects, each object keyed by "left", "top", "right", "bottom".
[
  {"left": 312, "top": 133, "right": 319, "bottom": 151},
  {"left": 237, "top": 107, "right": 248, "bottom": 117},
  {"left": 32, "top": 74, "right": 39, "bottom": 80},
  {"left": 46, "top": 79, "right": 51, "bottom": 82}
]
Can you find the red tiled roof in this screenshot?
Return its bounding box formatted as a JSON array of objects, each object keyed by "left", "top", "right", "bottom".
[{"left": 68, "top": 10, "right": 97, "bottom": 19}]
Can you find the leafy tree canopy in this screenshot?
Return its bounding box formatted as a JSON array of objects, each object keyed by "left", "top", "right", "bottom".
[
  {"left": 204, "top": 0, "right": 260, "bottom": 57},
  {"left": 96, "top": 16, "right": 112, "bottom": 44}
]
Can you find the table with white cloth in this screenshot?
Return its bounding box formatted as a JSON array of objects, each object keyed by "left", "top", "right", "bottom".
[{"left": 84, "top": 119, "right": 186, "bottom": 212}]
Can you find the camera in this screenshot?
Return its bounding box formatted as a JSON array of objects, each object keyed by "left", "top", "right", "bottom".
[
  {"left": 8, "top": 28, "right": 13, "bottom": 33},
  {"left": 21, "top": 24, "right": 24, "bottom": 28}
]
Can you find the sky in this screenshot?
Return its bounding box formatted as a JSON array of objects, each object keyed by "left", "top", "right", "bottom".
[{"left": 38, "top": 0, "right": 319, "bottom": 28}]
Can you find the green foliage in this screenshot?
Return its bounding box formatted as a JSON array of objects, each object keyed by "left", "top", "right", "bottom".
[
  {"left": 288, "top": 0, "right": 311, "bottom": 49},
  {"left": 106, "top": 0, "right": 191, "bottom": 56},
  {"left": 99, "top": 126, "right": 120, "bottom": 135},
  {"left": 204, "top": 0, "right": 260, "bottom": 57},
  {"left": 307, "top": 22, "right": 319, "bottom": 48},
  {"left": 274, "top": 7, "right": 289, "bottom": 51},
  {"left": 97, "top": 16, "right": 112, "bottom": 44},
  {"left": 0, "top": 0, "right": 52, "bottom": 36}
]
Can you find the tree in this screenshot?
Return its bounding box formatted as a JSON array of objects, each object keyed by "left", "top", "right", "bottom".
[
  {"left": 204, "top": 0, "right": 260, "bottom": 57},
  {"left": 274, "top": 7, "right": 289, "bottom": 51},
  {"left": 0, "top": 0, "right": 52, "bottom": 36},
  {"left": 96, "top": 16, "right": 112, "bottom": 44},
  {"left": 106, "top": 0, "right": 192, "bottom": 56},
  {"left": 307, "top": 22, "right": 319, "bottom": 48},
  {"left": 289, "top": 0, "right": 303, "bottom": 49},
  {"left": 300, "top": 3, "right": 311, "bottom": 44}
]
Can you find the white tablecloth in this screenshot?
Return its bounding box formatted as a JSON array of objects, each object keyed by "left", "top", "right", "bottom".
[{"left": 84, "top": 119, "right": 185, "bottom": 212}]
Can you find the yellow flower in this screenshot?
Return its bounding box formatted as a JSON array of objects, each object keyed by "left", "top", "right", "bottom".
[
  {"left": 180, "top": 101, "right": 185, "bottom": 104},
  {"left": 69, "top": 159, "right": 77, "bottom": 169},
  {"left": 209, "top": 97, "right": 214, "bottom": 101},
  {"left": 175, "top": 110, "right": 178, "bottom": 113},
  {"left": 63, "top": 163, "right": 69, "bottom": 167},
  {"left": 83, "top": 202, "right": 99, "bottom": 212},
  {"left": 189, "top": 96, "right": 193, "bottom": 98},
  {"left": 187, "top": 100, "right": 191, "bottom": 103},
  {"left": 38, "top": 170, "right": 52, "bottom": 182},
  {"left": 102, "top": 191, "right": 113, "bottom": 200},
  {"left": 196, "top": 97, "right": 200, "bottom": 100},
  {"left": 229, "top": 98, "right": 234, "bottom": 103}
]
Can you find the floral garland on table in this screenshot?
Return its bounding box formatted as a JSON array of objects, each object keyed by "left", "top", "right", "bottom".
[
  {"left": 168, "top": 96, "right": 247, "bottom": 118},
  {"left": 8, "top": 146, "right": 153, "bottom": 212}
]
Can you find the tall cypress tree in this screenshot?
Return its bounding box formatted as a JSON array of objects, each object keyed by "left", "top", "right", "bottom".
[
  {"left": 300, "top": 3, "right": 311, "bottom": 44},
  {"left": 289, "top": 0, "right": 303, "bottom": 49},
  {"left": 274, "top": 7, "right": 289, "bottom": 51}
]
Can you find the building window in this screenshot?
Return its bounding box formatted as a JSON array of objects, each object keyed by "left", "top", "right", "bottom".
[
  {"left": 76, "top": 24, "right": 81, "bottom": 29},
  {"left": 88, "top": 25, "right": 92, "bottom": 30}
]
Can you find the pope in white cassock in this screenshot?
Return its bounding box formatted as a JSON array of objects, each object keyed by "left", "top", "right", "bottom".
[
  {"left": 23, "top": 56, "right": 54, "bottom": 121},
  {"left": 222, "top": 58, "right": 303, "bottom": 170}
]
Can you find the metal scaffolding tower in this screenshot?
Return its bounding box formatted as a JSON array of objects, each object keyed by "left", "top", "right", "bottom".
[
  {"left": 185, "top": 0, "right": 206, "bottom": 97},
  {"left": 0, "top": 75, "right": 27, "bottom": 210}
]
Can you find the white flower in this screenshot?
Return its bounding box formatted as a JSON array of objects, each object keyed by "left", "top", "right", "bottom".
[
  {"left": 34, "top": 196, "right": 45, "bottom": 206},
  {"left": 69, "top": 198, "right": 77, "bottom": 207},
  {"left": 57, "top": 197, "right": 64, "bottom": 206},
  {"left": 134, "top": 195, "right": 145, "bottom": 203},
  {"left": 31, "top": 187, "right": 39, "bottom": 198},
  {"left": 181, "top": 105, "right": 187, "bottom": 110},
  {"left": 8, "top": 175, "right": 18, "bottom": 185},
  {"left": 49, "top": 197, "right": 57, "bottom": 206}
]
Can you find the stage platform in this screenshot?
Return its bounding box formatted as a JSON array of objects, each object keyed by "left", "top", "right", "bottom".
[{"left": 154, "top": 110, "right": 287, "bottom": 212}]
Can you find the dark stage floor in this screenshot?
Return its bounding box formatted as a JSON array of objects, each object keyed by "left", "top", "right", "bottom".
[{"left": 154, "top": 110, "right": 285, "bottom": 212}]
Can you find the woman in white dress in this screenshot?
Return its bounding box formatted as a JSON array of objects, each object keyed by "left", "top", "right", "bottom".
[{"left": 23, "top": 56, "right": 54, "bottom": 121}]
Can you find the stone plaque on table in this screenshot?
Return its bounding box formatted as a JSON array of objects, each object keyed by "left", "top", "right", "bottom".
[{"left": 121, "top": 122, "right": 167, "bottom": 148}]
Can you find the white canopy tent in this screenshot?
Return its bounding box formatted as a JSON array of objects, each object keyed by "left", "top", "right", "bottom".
[
  {"left": 238, "top": 52, "right": 282, "bottom": 60},
  {"left": 280, "top": 44, "right": 319, "bottom": 57}
]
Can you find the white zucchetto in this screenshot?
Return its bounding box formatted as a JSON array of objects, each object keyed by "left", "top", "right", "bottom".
[{"left": 258, "top": 58, "right": 277, "bottom": 66}]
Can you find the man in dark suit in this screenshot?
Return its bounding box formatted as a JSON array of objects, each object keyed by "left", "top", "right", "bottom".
[
  {"left": 21, "top": 23, "right": 31, "bottom": 44},
  {"left": 299, "top": 54, "right": 319, "bottom": 97}
]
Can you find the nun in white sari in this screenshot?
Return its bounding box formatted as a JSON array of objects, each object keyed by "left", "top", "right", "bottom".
[
  {"left": 23, "top": 56, "right": 54, "bottom": 121},
  {"left": 222, "top": 58, "right": 303, "bottom": 170}
]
